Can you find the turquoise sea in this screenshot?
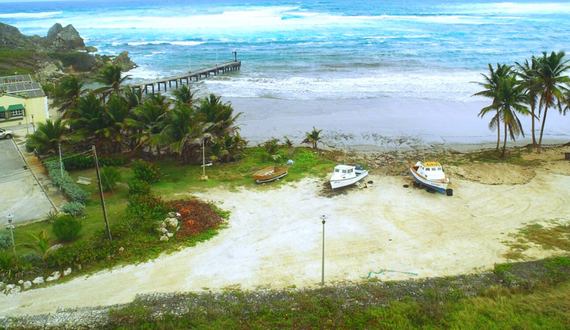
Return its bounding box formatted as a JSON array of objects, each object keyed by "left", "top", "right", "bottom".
[{"left": 1, "top": 0, "right": 569, "bottom": 102}]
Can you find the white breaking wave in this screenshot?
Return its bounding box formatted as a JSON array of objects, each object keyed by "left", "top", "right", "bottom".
[{"left": 0, "top": 11, "right": 62, "bottom": 19}]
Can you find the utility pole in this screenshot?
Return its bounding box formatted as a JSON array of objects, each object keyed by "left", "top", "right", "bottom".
[
  {"left": 59, "top": 142, "right": 63, "bottom": 178},
  {"left": 92, "top": 145, "right": 112, "bottom": 241},
  {"left": 320, "top": 214, "right": 327, "bottom": 286}
]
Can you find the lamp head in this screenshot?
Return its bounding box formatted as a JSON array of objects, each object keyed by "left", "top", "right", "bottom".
[{"left": 6, "top": 214, "right": 13, "bottom": 223}]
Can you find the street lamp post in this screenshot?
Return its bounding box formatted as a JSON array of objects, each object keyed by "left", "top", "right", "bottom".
[
  {"left": 320, "top": 214, "right": 328, "bottom": 286},
  {"left": 6, "top": 214, "right": 16, "bottom": 256}
]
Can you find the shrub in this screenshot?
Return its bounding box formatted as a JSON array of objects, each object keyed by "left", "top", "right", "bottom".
[
  {"left": 100, "top": 154, "right": 129, "bottom": 167},
  {"left": 132, "top": 160, "right": 161, "bottom": 184},
  {"left": 47, "top": 230, "right": 117, "bottom": 268},
  {"left": 60, "top": 202, "right": 86, "bottom": 217},
  {"left": 262, "top": 138, "right": 280, "bottom": 155},
  {"left": 62, "top": 154, "right": 93, "bottom": 170},
  {"left": 0, "top": 230, "right": 12, "bottom": 250},
  {"left": 128, "top": 179, "right": 151, "bottom": 196},
  {"left": 101, "top": 165, "right": 122, "bottom": 192},
  {"left": 19, "top": 253, "right": 44, "bottom": 268},
  {"left": 126, "top": 194, "right": 169, "bottom": 224},
  {"left": 45, "top": 160, "right": 89, "bottom": 204},
  {"left": 52, "top": 215, "right": 83, "bottom": 242}
]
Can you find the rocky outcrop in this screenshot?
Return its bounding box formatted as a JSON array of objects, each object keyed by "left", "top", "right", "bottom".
[
  {"left": 45, "top": 23, "right": 86, "bottom": 52},
  {"left": 0, "top": 22, "right": 31, "bottom": 48},
  {"left": 0, "top": 22, "right": 136, "bottom": 80},
  {"left": 113, "top": 51, "right": 138, "bottom": 71}
]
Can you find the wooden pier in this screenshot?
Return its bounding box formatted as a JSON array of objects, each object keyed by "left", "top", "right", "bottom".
[{"left": 131, "top": 61, "right": 241, "bottom": 95}]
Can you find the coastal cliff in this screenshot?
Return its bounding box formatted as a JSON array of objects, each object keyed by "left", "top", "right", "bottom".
[{"left": 0, "top": 22, "right": 136, "bottom": 82}]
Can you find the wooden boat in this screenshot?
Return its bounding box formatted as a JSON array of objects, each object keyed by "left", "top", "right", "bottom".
[
  {"left": 409, "top": 161, "right": 452, "bottom": 196},
  {"left": 330, "top": 164, "right": 369, "bottom": 189},
  {"left": 253, "top": 165, "right": 288, "bottom": 183}
]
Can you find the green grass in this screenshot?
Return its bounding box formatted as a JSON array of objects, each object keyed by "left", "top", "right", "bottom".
[{"left": 107, "top": 267, "right": 570, "bottom": 329}]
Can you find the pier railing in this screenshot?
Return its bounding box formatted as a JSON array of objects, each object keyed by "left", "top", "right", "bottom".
[{"left": 130, "top": 61, "right": 241, "bottom": 95}]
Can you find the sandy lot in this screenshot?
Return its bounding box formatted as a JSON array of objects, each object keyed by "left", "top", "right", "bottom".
[{"left": 1, "top": 147, "right": 569, "bottom": 316}]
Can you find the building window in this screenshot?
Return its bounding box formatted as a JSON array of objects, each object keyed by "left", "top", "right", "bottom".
[
  {"left": 10, "top": 109, "right": 24, "bottom": 117},
  {"left": 0, "top": 112, "right": 5, "bottom": 119}
]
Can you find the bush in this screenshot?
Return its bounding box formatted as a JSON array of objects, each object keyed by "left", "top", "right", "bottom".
[
  {"left": 52, "top": 215, "right": 83, "bottom": 242},
  {"left": 0, "top": 230, "right": 12, "bottom": 250},
  {"left": 62, "top": 154, "right": 93, "bottom": 170},
  {"left": 45, "top": 160, "right": 89, "bottom": 204},
  {"left": 101, "top": 165, "right": 122, "bottom": 192},
  {"left": 126, "top": 194, "right": 169, "bottom": 224},
  {"left": 128, "top": 179, "right": 151, "bottom": 196},
  {"left": 60, "top": 202, "right": 86, "bottom": 217},
  {"left": 100, "top": 154, "right": 129, "bottom": 167},
  {"left": 19, "top": 253, "right": 44, "bottom": 268},
  {"left": 47, "top": 230, "right": 117, "bottom": 268},
  {"left": 132, "top": 160, "right": 161, "bottom": 184}
]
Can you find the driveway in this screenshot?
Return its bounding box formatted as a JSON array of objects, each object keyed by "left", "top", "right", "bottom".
[{"left": 0, "top": 138, "right": 55, "bottom": 226}]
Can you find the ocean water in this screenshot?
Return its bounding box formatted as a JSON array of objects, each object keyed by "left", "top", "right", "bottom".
[{"left": 1, "top": 0, "right": 569, "bottom": 102}]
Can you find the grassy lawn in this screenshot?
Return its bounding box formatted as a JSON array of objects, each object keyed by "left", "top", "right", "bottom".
[{"left": 8, "top": 146, "right": 336, "bottom": 276}]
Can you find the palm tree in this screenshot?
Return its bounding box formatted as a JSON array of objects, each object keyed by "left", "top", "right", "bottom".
[
  {"left": 534, "top": 51, "right": 570, "bottom": 152},
  {"left": 196, "top": 94, "right": 242, "bottom": 138},
  {"left": 493, "top": 75, "right": 531, "bottom": 158},
  {"left": 161, "top": 105, "right": 211, "bottom": 163},
  {"left": 52, "top": 76, "right": 87, "bottom": 119},
  {"left": 473, "top": 63, "right": 513, "bottom": 150},
  {"left": 302, "top": 126, "right": 323, "bottom": 149},
  {"left": 95, "top": 64, "right": 132, "bottom": 99},
  {"left": 100, "top": 94, "right": 129, "bottom": 153},
  {"left": 68, "top": 93, "right": 107, "bottom": 148},
  {"left": 128, "top": 95, "right": 170, "bottom": 157},
  {"left": 515, "top": 57, "right": 540, "bottom": 146},
  {"left": 172, "top": 84, "right": 197, "bottom": 106},
  {"left": 25, "top": 118, "right": 67, "bottom": 156}
]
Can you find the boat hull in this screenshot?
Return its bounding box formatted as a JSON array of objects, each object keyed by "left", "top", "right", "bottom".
[
  {"left": 253, "top": 166, "right": 288, "bottom": 183},
  {"left": 410, "top": 167, "right": 448, "bottom": 195},
  {"left": 330, "top": 169, "right": 369, "bottom": 189}
]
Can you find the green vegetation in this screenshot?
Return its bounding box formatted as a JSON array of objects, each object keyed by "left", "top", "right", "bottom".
[{"left": 52, "top": 215, "right": 83, "bottom": 242}]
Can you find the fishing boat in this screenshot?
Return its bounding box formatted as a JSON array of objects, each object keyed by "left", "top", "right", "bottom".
[
  {"left": 330, "top": 164, "right": 369, "bottom": 189},
  {"left": 409, "top": 161, "right": 452, "bottom": 196},
  {"left": 253, "top": 165, "right": 288, "bottom": 183}
]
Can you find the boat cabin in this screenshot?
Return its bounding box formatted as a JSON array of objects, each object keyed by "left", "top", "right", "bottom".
[
  {"left": 416, "top": 162, "right": 446, "bottom": 181},
  {"left": 333, "top": 165, "right": 355, "bottom": 176}
]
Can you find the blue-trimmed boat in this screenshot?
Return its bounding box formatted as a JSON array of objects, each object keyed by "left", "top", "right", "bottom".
[{"left": 410, "top": 161, "right": 452, "bottom": 196}]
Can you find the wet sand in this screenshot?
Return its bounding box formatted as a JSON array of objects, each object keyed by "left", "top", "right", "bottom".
[{"left": 228, "top": 97, "right": 570, "bottom": 151}]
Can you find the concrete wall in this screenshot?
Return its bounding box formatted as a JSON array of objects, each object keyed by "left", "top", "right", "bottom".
[{"left": 0, "top": 95, "right": 49, "bottom": 130}]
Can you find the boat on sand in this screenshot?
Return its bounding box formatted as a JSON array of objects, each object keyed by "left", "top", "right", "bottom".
[
  {"left": 330, "top": 164, "right": 369, "bottom": 189},
  {"left": 253, "top": 165, "right": 288, "bottom": 183},
  {"left": 409, "top": 161, "right": 452, "bottom": 196}
]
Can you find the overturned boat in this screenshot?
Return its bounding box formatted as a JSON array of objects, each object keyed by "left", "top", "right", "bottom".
[{"left": 410, "top": 161, "right": 452, "bottom": 196}]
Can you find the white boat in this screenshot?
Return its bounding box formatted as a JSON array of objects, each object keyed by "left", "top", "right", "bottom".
[
  {"left": 330, "top": 164, "right": 369, "bottom": 189},
  {"left": 409, "top": 161, "right": 452, "bottom": 196}
]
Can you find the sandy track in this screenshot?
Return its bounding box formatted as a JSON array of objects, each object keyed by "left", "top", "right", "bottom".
[{"left": 2, "top": 154, "right": 569, "bottom": 316}]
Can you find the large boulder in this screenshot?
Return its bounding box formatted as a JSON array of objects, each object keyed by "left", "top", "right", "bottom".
[
  {"left": 45, "top": 23, "right": 86, "bottom": 52},
  {"left": 113, "top": 51, "right": 138, "bottom": 72},
  {"left": 0, "top": 22, "right": 30, "bottom": 48}
]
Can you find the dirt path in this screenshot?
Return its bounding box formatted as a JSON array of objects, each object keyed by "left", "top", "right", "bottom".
[{"left": 3, "top": 148, "right": 570, "bottom": 316}]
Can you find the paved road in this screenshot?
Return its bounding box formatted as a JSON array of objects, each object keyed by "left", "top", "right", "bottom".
[{"left": 0, "top": 138, "right": 55, "bottom": 226}]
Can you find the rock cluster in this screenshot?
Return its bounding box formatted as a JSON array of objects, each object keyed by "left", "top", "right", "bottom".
[
  {"left": 156, "top": 212, "right": 181, "bottom": 242},
  {"left": 1, "top": 267, "right": 73, "bottom": 295}
]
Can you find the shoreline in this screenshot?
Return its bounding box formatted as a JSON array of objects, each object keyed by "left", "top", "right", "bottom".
[{"left": 226, "top": 96, "right": 570, "bottom": 152}]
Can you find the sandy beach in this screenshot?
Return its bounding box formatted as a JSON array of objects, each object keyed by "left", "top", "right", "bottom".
[
  {"left": 1, "top": 145, "right": 569, "bottom": 317},
  {"left": 228, "top": 97, "right": 570, "bottom": 152}
]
